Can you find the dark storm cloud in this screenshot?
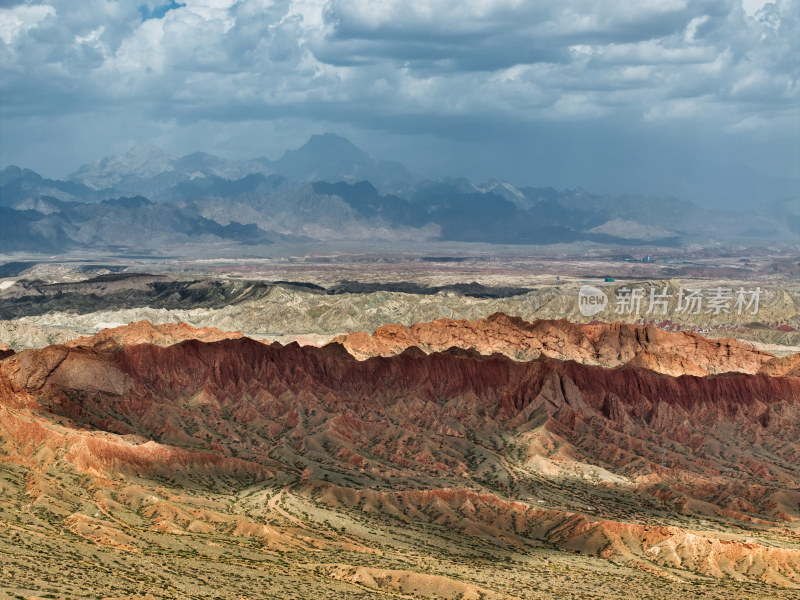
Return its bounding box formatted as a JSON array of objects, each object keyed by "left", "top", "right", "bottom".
[
  {"left": 315, "top": 1, "right": 721, "bottom": 71},
  {"left": 0, "top": 0, "right": 797, "bottom": 206}
]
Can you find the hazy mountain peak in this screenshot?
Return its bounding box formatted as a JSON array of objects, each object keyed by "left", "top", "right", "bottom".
[
  {"left": 98, "top": 144, "right": 174, "bottom": 171},
  {"left": 278, "top": 133, "right": 369, "bottom": 165},
  {"left": 124, "top": 143, "right": 171, "bottom": 158},
  {"left": 304, "top": 133, "right": 366, "bottom": 154},
  {"left": 480, "top": 179, "right": 526, "bottom": 199},
  {"left": 270, "top": 133, "right": 415, "bottom": 191},
  {"left": 1, "top": 165, "right": 40, "bottom": 184},
  {"left": 58, "top": 134, "right": 415, "bottom": 196},
  {"left": 69, "top": 144, "right": 176, "bottom": 190}
]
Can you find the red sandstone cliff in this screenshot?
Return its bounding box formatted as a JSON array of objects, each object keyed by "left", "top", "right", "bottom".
[
  {"left": 3, "top": 335, "right": 799, "bottom": 502},
  {"left": 333, "top": 313, "right": 782, "bottom": 377},
  {"left": 66, "top": 319, "right": 243, "bottom": 349}
]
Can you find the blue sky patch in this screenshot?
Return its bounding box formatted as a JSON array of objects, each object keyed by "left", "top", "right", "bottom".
[{"left": 138, "top": 1, "right": 184, "bottom": 21}]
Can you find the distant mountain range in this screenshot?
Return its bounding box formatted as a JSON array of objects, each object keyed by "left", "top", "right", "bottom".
[
  {"left": 66, "top": 133, "right": 415, "bottom": 199},
  {"left": 1, "top": 134, "right": 797, "bottom": 252}
]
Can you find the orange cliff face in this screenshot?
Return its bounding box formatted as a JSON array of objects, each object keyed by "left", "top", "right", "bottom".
[
  {"left": 2, "top": 319, "right": 800, "bottom": 586},
  {"left": 333, "top": 313, "right": 780, "bottom": 376},
  {"left": 65, "top": 319, "right": 244, "bottom": 349}
]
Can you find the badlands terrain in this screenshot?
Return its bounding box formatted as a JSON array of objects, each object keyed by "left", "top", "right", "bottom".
[
  {"left": 1, "top": 316, "right": 800, "bottom": 599},
  {"left": 0, "top": 247, "right": 800, "bottom": 600},
  {"left": 0, "top": 251, "right": 799, "bottom": 599}
]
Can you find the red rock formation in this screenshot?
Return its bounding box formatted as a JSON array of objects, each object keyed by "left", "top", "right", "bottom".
[
  {"left": 760, "top": 353, "right": 800, "bottom": 377},
  {"left": 66, "top": 319, "right": 243, "bottom": 349},
  {"left": 3, "top": 337, "right": 799, "bottom": 496},
  {"left": 333, "top": 313, "right": 784, "bottom": 376},
  {"left": 3, "top": 324, "right": 800, "bottom": 586}
]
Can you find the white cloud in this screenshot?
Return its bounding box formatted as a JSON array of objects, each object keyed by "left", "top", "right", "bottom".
[
  {"left": 0, "top": 4, "right": 55, "bottom": 44},
  {"left": 3, "top": 0, "right": 795, "bottom": 126},
  {"left": 742, "top": 0, "right": 770, "bottom": 16}
]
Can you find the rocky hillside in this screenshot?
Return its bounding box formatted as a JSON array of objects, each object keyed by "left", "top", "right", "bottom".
[
  {"left": 1, "top": 321, "right": 800, "bottom": 596},
  {"left": 2, "top": 275, "right": 798, "bottom": 352}
]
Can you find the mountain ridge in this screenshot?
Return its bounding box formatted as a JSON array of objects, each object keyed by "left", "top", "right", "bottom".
[
  {"left": 62, "top": 133, "right": 415, "bottom": 198},
  {"left": 332, "top": 313, "right": 785, "bottom": 377},
  {"left": 2, "top": 134, "right": 798, "bottom": 249}
]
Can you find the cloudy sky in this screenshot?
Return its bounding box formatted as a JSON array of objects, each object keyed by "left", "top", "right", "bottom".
[{"left": 1, "top": 0, "right": 797, "bottom": 207}]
